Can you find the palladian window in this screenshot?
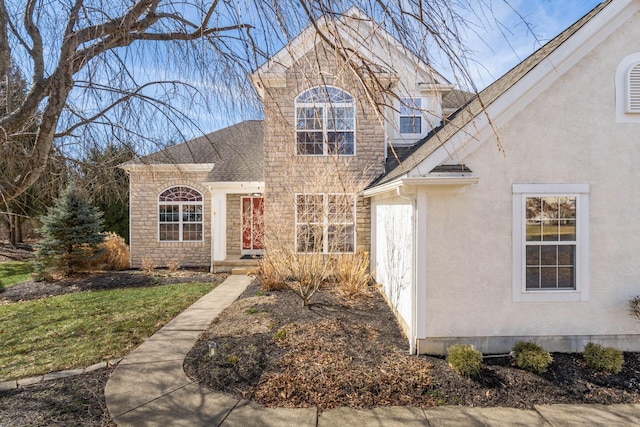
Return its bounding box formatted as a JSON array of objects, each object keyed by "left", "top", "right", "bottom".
[
  {"left": 158, "top": 186, "right": 203, "bottom": 242},
  {"left": 295, "top": 86, "right": 355, "bottom": 155}
]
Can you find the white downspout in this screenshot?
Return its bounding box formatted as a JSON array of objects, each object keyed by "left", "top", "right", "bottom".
[{"left": 396, "top": 186, "right": 418, "bottom": 354}]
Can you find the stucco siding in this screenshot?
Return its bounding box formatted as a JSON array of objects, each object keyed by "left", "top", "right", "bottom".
[
  {"left": 372, "top": 198, "right": 414, "bottom": 336},
  {"left": 421, "top": 11, "right": 640, "bottom": 350}
]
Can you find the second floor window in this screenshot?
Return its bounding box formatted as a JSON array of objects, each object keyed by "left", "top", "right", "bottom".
[
  {"left": 399, "top": 97, "right": 422, "bottom": 134},
  {"left": 295, "top": 86, "right": 355, "bottom": 156}
]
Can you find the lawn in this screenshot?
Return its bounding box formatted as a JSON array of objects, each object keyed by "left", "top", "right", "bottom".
[
  {"left": 0, "top": 261, "right": 32, "bottom": 290},
  {"left": 0, "top": 282, "right": 216, "bottom": 380}
]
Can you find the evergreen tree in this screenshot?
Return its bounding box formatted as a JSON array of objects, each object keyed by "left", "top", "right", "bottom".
[{"left": 35, "top": 185, "right": 105, "bottom": 276}]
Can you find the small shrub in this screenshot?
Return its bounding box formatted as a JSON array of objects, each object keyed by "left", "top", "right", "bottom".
[
  {"left": 335, "top": 251, "right": 372, "bottom": 297},
  {"left": 630, "top": 296, "right": 640, "bottom": 323},
  {"left": 166, "top": 258, "right": 181, "bottom": 273},
  {"left": 583, "top": 343, "right": 624, "bottom": 374},
  {"left": 512, "top": 342, "right": 553, "bottom": 374},
  {"left": 141, "top": 257, "right": 156, "bottom": 275},
  {"left": 257, "top": 253, "right": 287, "bottom": 291},
  {"left": 95, "top": 232, "right": 130, "bottom": 270},
  {"left": 447, "top": 343, "right": 483, "bottom": 377}
]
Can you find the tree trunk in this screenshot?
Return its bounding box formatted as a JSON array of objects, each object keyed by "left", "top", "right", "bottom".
[{"left": 8, "top": 212, "right": 16, "bottom": 247}]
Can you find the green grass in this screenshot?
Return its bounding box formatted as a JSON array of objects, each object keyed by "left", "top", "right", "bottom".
[
  {"left": 0, "top": 282, "right": 215, "bottom": 380},
  {"left": 0, "top": 261, "right": 32, "bottom": 289}
]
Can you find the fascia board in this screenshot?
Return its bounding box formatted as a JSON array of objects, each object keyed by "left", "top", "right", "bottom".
[
  {"left": 411, "top": 0, "right": 637, "bottom": 174},
  {"left": 205, "top": 181, "right": 265, "bottom": 194},
  {"left": 121, "top": 163, "right": 215, "bottom": 173}
]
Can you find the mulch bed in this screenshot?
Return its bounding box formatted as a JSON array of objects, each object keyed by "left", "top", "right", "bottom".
[
  {"left": 185, "top": 281, "right": 640, "bottom": 411},
  {"left": 0, "top": 367, "right": 115, "bottom": 427}
]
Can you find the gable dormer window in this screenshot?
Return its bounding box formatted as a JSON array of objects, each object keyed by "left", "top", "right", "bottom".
[
  {"left": 399, "top": 97, "right": 422, "bottom": 134},
  {"left": 295, "top": 86, "right": 355, "bottom": 155}
]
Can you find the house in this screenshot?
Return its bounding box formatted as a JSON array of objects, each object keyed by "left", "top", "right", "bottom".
[{"left": 123, "top": 0, "right": 640, "bottom": 355}]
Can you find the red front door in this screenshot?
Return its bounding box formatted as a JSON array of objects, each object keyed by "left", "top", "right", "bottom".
[{"left": 241, "top": 197, "right": 264, "bottom": 253}]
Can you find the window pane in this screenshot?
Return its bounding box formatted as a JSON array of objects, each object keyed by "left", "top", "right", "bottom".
[
  {"left": 159, "top": 205, "right": 179, "bottom": 222},
  {"left": 183, "top": 205, "right": 203, "bottom": 222},
  {"left": 297, "top": 131, "right": 324, "bottom": 155},
  {"left": 526, "top": 221, "right": 542, "bottom": 241},
  {"left": 541, "top": 220, "right": 559, "bottom": 241},
  {"left": 559, "top": 221, "right": 576, "bottom": 241},
  {"left": 159, "top": 224, "right": 179, "bottom": 241},
  {"left": 328, "top": 107, "right": 354, "bottom": 130},
  {"left": 539, "top": 245, "right": 557, "bottom": 266},
  {"left": 399, "top": 98, "right": 421, "bottom": 115},
  {"left": 327, "top": 194, "right": 354, "bottom": 223},
  {"left": 525, "top": 245, "right": 540, "bottom": 266},
  {"left": 399, "top": 117, "right": 422, "bottom": 134},
  {"left": 540, "top": 267, "right": 557, "bottom": 288},
  {"left": 297, "top": 224, "right": 323, "bottom": 252},
  {"left": 183, "top": 223, "right": 203, "bottom": 241},
  {"left": 526, "top": 267, "right": 540, "bottom": 289},
  {"left": 327, "top": 132, "right": 354, "bottom": 155},
  {"left": 297, "top": 195, "right": 324, "bottom": 223},
  {"left": 557, "top": 267, "right": 575, "bottom": 289},
  {"left": 159, "top": 186, "right": 202, "bottom": 202},
  {"left": 296, "top": 107, "right": 322, "bottom": 130},
  {"left": 557, "top": 245, "right": 575, "bottom": 266},
  {"left": 327, "top": 224, "right": 354, "bottom": 253}
]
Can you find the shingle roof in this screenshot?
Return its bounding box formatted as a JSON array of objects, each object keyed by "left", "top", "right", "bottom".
[
  {"left": 136, "top": 120, "right": 264, "bottom": 182},
  {"left": 374, "top": 0, "right": 612, "bottom": 186}
]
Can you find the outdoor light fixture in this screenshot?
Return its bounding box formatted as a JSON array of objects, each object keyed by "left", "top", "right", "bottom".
[{"left": 208, "top": 342, "right": 217, "bottom": 357}]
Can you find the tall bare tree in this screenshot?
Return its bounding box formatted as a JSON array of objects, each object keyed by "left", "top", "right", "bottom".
[{"left": 0, "top": 0, "right": 527, "bottom": 206}]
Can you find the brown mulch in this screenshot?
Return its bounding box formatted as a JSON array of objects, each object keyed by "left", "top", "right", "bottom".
[
  {"left": 185, "top": 281, "right": 640, "bottom": 411},
  {"left": 0, "top": 367, "right": 115, "bottom": 427}
]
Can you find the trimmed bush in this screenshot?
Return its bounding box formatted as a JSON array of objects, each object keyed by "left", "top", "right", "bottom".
[
  {"left": 513, "top": 342, "right": 553, "bottom": 374},
  {"left": 447, "top": 343, "right": 483, "bottom": 377},
  {"left": 583, "top": 343, "right": 624, "bottom": 374}
]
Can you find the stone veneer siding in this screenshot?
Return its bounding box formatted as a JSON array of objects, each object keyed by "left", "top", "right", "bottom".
[
  {"left": 128, "top": 169, "right": 211, "bottom": 268},
  {"left": 261, "top": 43, "right": 385, "bottom": 253}
]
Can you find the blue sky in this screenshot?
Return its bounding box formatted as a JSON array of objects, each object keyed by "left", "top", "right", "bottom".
[
  {"left": 459, "top": 0, "right": 602, "bottom": 88},
  {"left": 195, "top": 1, "right": 603, "bottom": 134}
]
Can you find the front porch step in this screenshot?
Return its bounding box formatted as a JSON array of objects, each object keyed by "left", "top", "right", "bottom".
[{"left": 231, "top": 266, "right": 259, "bottom": 275}]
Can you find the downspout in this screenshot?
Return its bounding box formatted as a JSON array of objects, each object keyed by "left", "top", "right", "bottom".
[{"left": 396, "top": 186, "right": 418, "bottom": 354}]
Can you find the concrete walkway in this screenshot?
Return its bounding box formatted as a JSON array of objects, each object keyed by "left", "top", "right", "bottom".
[{"left": 105, "top": 275, "right": 640, "bottom": 426}]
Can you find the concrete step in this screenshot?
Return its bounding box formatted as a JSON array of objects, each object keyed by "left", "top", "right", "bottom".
[{"left": 231, "top": 267, "right": 258, "bottom": 275}]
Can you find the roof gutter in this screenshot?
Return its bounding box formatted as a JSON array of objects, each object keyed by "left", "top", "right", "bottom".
[{"left": 363, "top": 174, "right": 479, "bottom": 198}]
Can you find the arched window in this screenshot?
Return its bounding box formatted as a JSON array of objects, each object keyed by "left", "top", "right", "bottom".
[
  {"left": 158, "top": 186, "right": 203, "bottom": 241},
  {"left": 295, "top": 86, "right": 355, "bottom": 155}
]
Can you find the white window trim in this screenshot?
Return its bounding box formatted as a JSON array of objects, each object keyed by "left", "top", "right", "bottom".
[
  {"left": 615, "top": 52, "right": 640, "bottom": 123},
  {"left": 294, "top": 86, "right": 356, "bottom": 156},
  {"left": 398, "top": 97, "right": 423, "bottom": 137},
  {"left": 158, "top": 186, "right": 204, "bottom": 242},
  {"left": 512, "top": 184, "right": 589, "bottom": 302},
  {"left": 294, "top": 193, "right": 356, "bottom": 254}
]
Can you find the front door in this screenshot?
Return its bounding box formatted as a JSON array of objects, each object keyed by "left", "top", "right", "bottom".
[{"left": 241, "top": 196, "right": 264, "bottom": 255}]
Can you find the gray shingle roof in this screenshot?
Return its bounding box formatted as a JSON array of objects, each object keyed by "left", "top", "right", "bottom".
[
  {"left": 137, "top": 120, "right": 264, "bottom": 182},
  {"left": 374, "top": 0, "right": 611, "bottom": 186}
]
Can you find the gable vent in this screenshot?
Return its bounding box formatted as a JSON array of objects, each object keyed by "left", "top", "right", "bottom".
[{"left": 628, "top": 63, "right": 640, "bottom": 113}]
